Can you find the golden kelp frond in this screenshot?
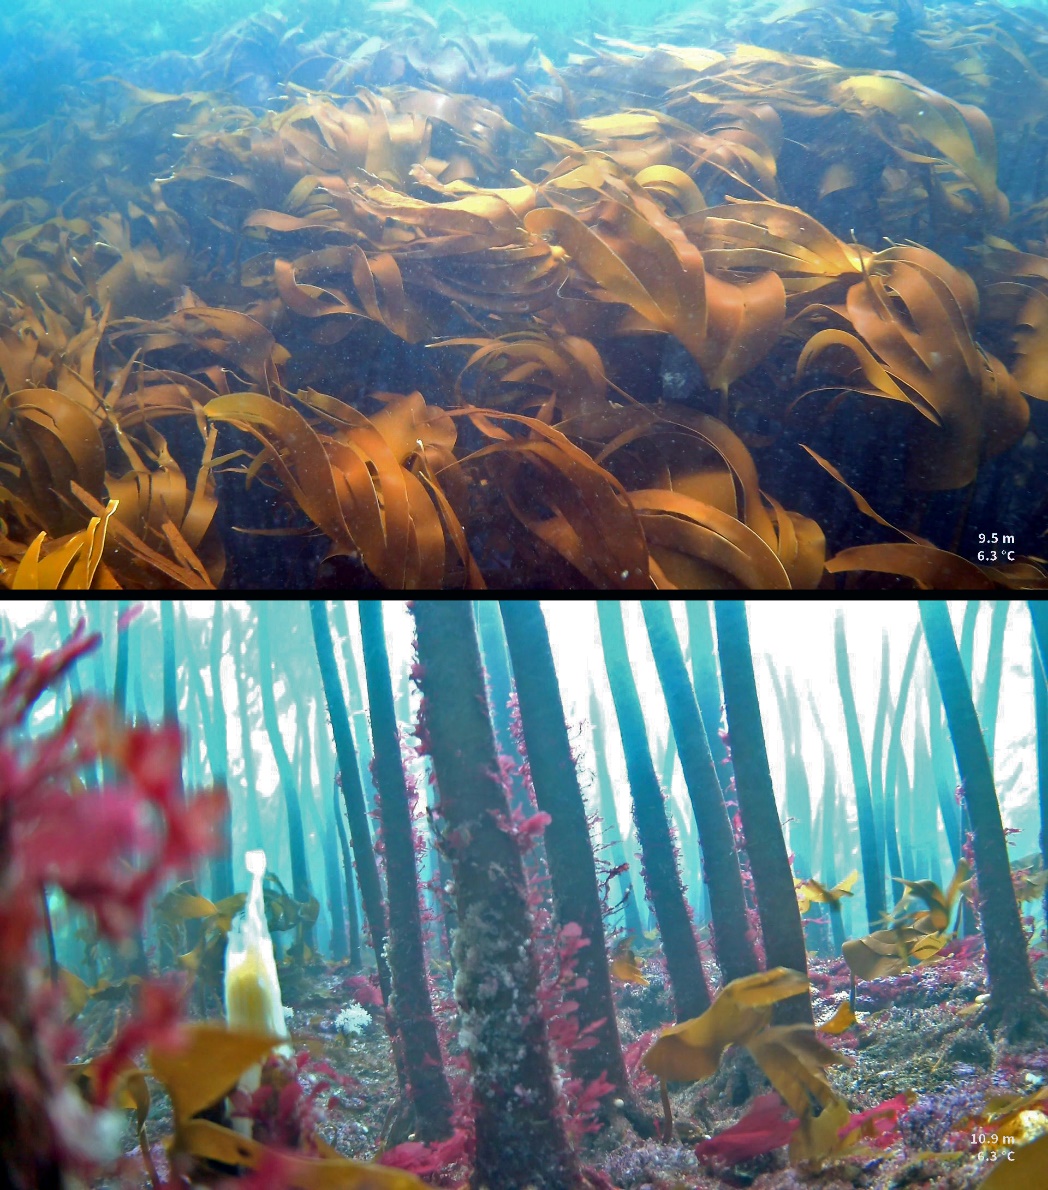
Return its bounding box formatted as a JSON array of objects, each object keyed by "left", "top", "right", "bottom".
[
  {"left": 526, "top": 198, "right": 786, "bottom": 394},
  {"left": 571, "top": 402, "right": 774, "bottom": 535},
  {"left": 610, "top": 939, "right": 649, "bottom": 985},
  {"left": 564, "top": 42, "right": 729, "bottom": 105},
  {"left": 180, "top": 1118, "right": 428, "bottom": 1190},
  {"left": 742, "top": 487, "right": 823, "bottom": 590},
  {"left": 96, "top": 79, "right": 218, "bottom": 141},
  {"left": 203, "top": 389, "right": 476, "bottom": 589},
  {"left": 0, "top": 212, "right": 97, "bottom": 321},
  {"left": 976, "top": 239, "right": 1048, "bottom": 402},
  {"left": 892, "top": 860, "right": 971, "bottom": 933},
  {"left": 647, "top": 42, "right": 1006, "bottom": 235},
  {"left": 969, "top": 1085, "right": 1048, "bottom": 1151},
  {"left": 0, "top": 295, "right": 229, "bottom": 588},
  {"left": 268, "top": 94, "right": 433, "bottom": 186},
  {"left": 274, "top": 248, "right": 425, "bottom": 341},
  {"left": 0, "top": 303, "right": 110, "bottom": 426},
  {"left": 569, "top": 105, "right": 778, "bottom": 197},
  {"left": 401, "top": 238, "right": 562, "bottom": 315},
  {"left": 106, "top": 424, "right": 225, "bottom": 588},
  {"left": 631, "top": 488, "right": 793, "bottom": 590},
  {"left": 302, "top": 178, "right": 526, "bottom": 244},
  {"left": 5, "top": 500, "right": 119, "bottom": 590},
  {"left": 0, "top": 387, "right": 108, "bottom": 536},
  {"left": 149, "top": 1023, "right": 286, "bottom": 1127},
  {"left": 408, "top": 165, "right": 539, "bottom": 217},
  {"left": 529, "top": 169, "right": 789, "bottom": 400},
  {"left": 389, "top": 88, "right": 515, "bottom": 176},
  {"left": 534, "top": 153, "right": 705, "bottom": 253},
  {"left": 643, "top": 967, "right": 851, "bottom": 1160},
  {"left": 980, "top": 282, "right": 1046, "bottom": 399},
  {"left": 688, "top": 200, "right": 869, "bottom": 310},
  {"left": 643, "top": 968, "right": 811, "bottom": 1082},
  {"left": 796, "top": 870, "right": 859, "bottom": 913},
  {"left": 451, "top": 407, "right": 650, "bottom": 589},
  {"left": 246, "top": 178, "right": 555, "bottom": 320},
  {"left": 164, "top": 86, "right": 516, "bottom": 223},
  {"left": 796, "top": 250, "right": 1028, "bottom": 489},
  {"left": 818, "top": 1002, "right": 858, "bottom": 1035},
  {"left": 830, "top": 72, "right": 1004, "bottom": 221},
  {"left": 754, "top": 0, "right": 899, "bottom": 68},
  {"left": 746, "top": 1024, "right": 846, "bottom": 1115},
  {"left": 71, "top": 485, "right": 220, "bottom": 591},
  {"left": 844, "top": 862, "right": 971, "bottom": 981},
  {"left": 444, "top": 331, "right": 610, "bottom": 420},
  {"left": 564, "top": 402, "right": 821, "bottom": 588},
  {"left": 88, "top": 212, "right": 189, "bottom": 320},
  {"left": 123, "top": 305, "right": 290, "bottom": 390},
  {"left": 263, "top": 215, "right": 557, "bottom": 330},
  {"left": 842, "top": 924, "right": 948, "bottom": 980}
]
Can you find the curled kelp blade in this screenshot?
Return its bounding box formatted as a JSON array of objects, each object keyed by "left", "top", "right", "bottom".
[
  {"left": 630, "top": 489, "right": 792, "bottom": 590},
  {"left": 583, "top": 402, "right": 782, "bottom": 551},
  {"left": 795, "top": 250, "right": 1029, "bottom": 490},
  {"left": 10, "top": 500, "right": 119, "bottom": 591},
  {"left": 981, "top": 264, "right": 1048, "bottom": 403},
  {"left": 796, "top": 870, "right": 859, "bottom": 911},
  {"left": 746, "top": 1024, "right": 847, "bottom": 1116},
  {"left": 71, "top": 484, "right": 218, "bottom": 590},
  {"left": 800, "top": 447, "right": 928, "bottom": 544},
  {"left": 525, "top": 197, "right": 785, "bottom": 394},
  {"left": 178, "top": 1118, "right": 426, "bottom": 1190},
  {"left": 891, "top": 861, "right": 970, "bottom": 932},
  {"left": 554, "top": 400, "right": 818, "bottom": 587},
  {"left": 105, "top": 424, "right": 225, "bottom": 588},
  {"left": 273, "top": 247, "right": 425, "bottom": 342},
  {"left": 830, "top": 72, "right": 1004, "bottom": 220},
  {"left": 204, "top": 390, "right": 465, "bottom": 589},
  {"left": 643, "top": 968, "right": 810, "bottom": 1082},
  {"left": 442, "top": 331, "right": 610, "bottom": 421},
  {"left": 3, "top": 387, "right": 108, "bottom": 536},
  {"left": 148, "top": 1022, "right": 287, "bottom": 1126},
  {"left": 456, "top": 408, "right": 651, "bottom": 589},
  {"left": 764, "top": 493, "right": 826, "bottom": 589},
  {"left": 843, "top": 920, "right": 948, "bottom": 981},
  {"left": 688, "top": 199, "right": 868, "bottom": 301},
  {"left": 1000, "top": 286, "right": 1048, "bottom": 403},
  {"left": 114, "top": 305, "right": 286, "bottom": 394}
]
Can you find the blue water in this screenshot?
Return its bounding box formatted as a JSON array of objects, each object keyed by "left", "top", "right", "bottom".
[{"left": 0, "top": 0, "right": 1045, "bottom": 589}]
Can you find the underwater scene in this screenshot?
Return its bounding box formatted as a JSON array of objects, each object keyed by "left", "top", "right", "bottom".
[
  {"left": 2, "top": 0, "right": 1048, "bottom": 590},
  {"left": 3, "top": 597, "right": 1048, "bottom": 1190}
]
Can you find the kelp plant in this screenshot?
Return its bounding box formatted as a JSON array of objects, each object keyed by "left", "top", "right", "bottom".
[{"left": 0, "top": 0, "right": 1047, "bottom": 586}]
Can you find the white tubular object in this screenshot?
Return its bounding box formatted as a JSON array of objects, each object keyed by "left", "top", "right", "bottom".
[{"left": 224, "top": 849, "right": 293, "bottom": 1073}]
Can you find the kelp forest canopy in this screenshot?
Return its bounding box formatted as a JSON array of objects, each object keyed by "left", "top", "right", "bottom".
[{"left": 1, "top": 0, "right": 1047, "bottom": 589}]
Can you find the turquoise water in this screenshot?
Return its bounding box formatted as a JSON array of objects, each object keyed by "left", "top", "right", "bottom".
[{"left": 0, "top": 0, "right": 1045, "bottom": 589}]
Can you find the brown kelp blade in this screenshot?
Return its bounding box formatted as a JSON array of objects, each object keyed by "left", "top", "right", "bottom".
[{"left": 643, "top": 968, "right": 810, "bottom": 1082}]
